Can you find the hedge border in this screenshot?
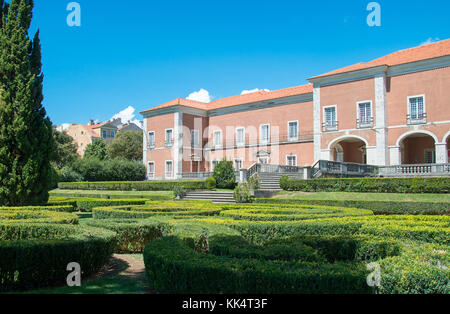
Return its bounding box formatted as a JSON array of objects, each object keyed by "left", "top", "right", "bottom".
[{"left": 58, "top": 180, "right": 207, "bottom": 191}]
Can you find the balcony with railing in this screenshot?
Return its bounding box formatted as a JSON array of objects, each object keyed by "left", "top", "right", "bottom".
[
  {"left": 407, "top": 113, "right": 427, "bottom": 125},
  {"left": 357, "top": 117, "right": 374, "bottom": 129},
  {"left": 203, "top": 132, "right": 314, "bottom": 151},
  {"left": 379, "top": 163, "right": 450, "bottom": 177},
  {"left": 322, "top": 121, "right": 338, "bottom": 132}
]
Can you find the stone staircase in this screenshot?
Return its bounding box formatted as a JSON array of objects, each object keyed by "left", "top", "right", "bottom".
[
  {"left": 258, "top": 172, "right": 303, "bottom": 191},
  {"left": 183, "top": 191, "right": 236, "bottom": 203}
]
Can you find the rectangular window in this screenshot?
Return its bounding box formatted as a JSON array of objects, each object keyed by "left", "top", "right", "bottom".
[
  {"left": 234, "top": 159, "right": 243, "bottom": 171},
  {"left": 286, "top": 155, "right": 297, "bottom": 166},
  {"left": 236, "top": 128, "right": 245, "bottom": 146},
  {"left": 213, "top": 131, "right": 222, "bottom": 148},
  {"left": 288, "top": 121, "right": 298, "bottom": 141},
  {"left": 409, "top": 96, "right": 426, "bottom": 123},
  {"left": 165, "top": 129, "right": 173, "bottom": 147},
  {"left": 148, "top": 162, "right": 155, "bottom": 178},
  {"left": 165, "top": 161, "right": 173, "bottom": 178},
  {"left": 110, "top": 130, "right": 115, "bottom": 138},
  {"left": 260, "top": 124, "right": 270, "bottom": 143},
  {"left": 191, "top": 130, "right": 200, "bottom": 148},
  {"left": 148, "top": 132, "right": 155, "bottom": 149},
  {"left": 358, "top": 102, "right": 372, "bottom": 126},
  {"left": 102, "top": 130, "right": 107, "bottom": 139},
  {"left": 212, "top": 160, "right": 218, "bottom": 171},
  {"left": 324, "top": 107, "right": 337, "bottom": 131}
]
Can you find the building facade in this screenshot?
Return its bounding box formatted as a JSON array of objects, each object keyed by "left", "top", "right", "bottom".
[{"left": 141, "top": 39, "right": 450, "bottom": 180}]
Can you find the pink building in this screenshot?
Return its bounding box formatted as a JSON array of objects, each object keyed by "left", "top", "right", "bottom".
[{"left": 141, "top": 39, "right": 450, "bottom": 180}]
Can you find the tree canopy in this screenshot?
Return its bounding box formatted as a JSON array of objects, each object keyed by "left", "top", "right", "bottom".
[
  {"left": 84, "top": 140, "right": 109, "bottom": 161},
  {"left": 108, "top": 130, "right": 143, "bottom": 161}
]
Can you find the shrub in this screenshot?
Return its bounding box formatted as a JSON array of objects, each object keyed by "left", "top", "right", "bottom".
[
  {"left": 205, "top": 177, "right": 217, "bottom": 190},
  {"left": 84, "top": 219, "right": 172, "bottom": 253},
  {"left": 1, "top": 204, "right": 77, "bottom": 213},
  {"left": 280, "top": 177, "right": 450, "bottom": 194},
  {"left": 75, "top": 198, "right": 148, "bottom": 212},
  {"left": 248, "top": 174, "right": 261, "bottom": 191},
  {"left": 50, "top": 191, "right": 173, "bottom": 201},
  {"left": 71, "top": 158, "right": 146, "bottom": 182},
  {"left": 255, "top": 198, "right": 450, "bottom": 215},
  {"left": 233, "top": 183, "right": 253, "bottom": 203},
  {"left": 173, "top": 184, "right": 187, "bottom": 199},
  {"left": 57, "top": 166, "right": 83, "bottom": 183},
  {"left": 58, "top": 180, "right": 207, "bottom": 191},
  {"left": 213, "top": 160, "right": 236, "bottom": 189}
]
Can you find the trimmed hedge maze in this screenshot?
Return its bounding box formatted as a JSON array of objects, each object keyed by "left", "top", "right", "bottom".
[
  {"left": 0, "top": 209, "right": 116, "bottom": 292},
  {"left": 89, "top": 201, "right": 449, "bottom": 294}
]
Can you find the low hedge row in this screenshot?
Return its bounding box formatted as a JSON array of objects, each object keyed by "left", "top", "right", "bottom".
[
  {"left": 0, "top": 221, "right": 116, "bottom": 292},
  {"left": 220, "top": 204, "right": 373, "bottom": 221},
  {"left": 0, "top": 210, "right": 79, "bottom": 225},
  {"left": 50, "top": 192, "right": 173, "bottom": 201},
  {"left": 255, "top": 198, "right": 450, "bottom": 216},
  {"left": 58, "top": 180, "right": 207, "bottom": 191},
  {"left": 47, "top": 197, "right": 148, "bottom": 212},
  {"left": 0, "top": 205, "right": 76, "bottom": 213},
  {"left": 84, "top": 219, "right": 172, "bottom": 253},
  {"left": 280, "top": 176, "right": 450, "bottom": 194},
  {"left": 92, "top": 201, "right": 222, "bottom": 219}
]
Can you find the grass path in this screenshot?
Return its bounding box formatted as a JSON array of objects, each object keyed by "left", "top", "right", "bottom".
[
  {"left": 26, "top": 254, "right": 154, "bottom": 294},
  {"left": 275, "top": 191, "right": 450, "bottom": 203}
]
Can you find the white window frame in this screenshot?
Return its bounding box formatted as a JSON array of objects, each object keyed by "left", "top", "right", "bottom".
[
  {"left": 165, "top": 128, "right": 174, "bottom": 147},
  {"left": 211, "top": 160, "right": 219, "bottom": 171},
  {"left": 407, "top": 94, "right": 426, "bottom": 124},
  {"left": 356, "top": 100, "right": 373, "bottom": 128},
  {"left": 213, "top": 130, "right": 222, "bottom": 148},
  {"left": 260, "top": 124, "right": 270, "bottom": 144},
  {"left": 236, "top": 127, "right": 245, "bottom": 147},
  {"left": 165, "top": 160, "right": 173, "bottom": 179},
  {"left": 323, "top": 105, "right": 338, "bottom": 131},
  {"left": 148, "top": 162, "right": 155, "bottom": 179},
  {"left": 286, "top": 155, "right": 298, "bottom": 166},
  {"left": 287, "top": 120, "right": 299, "bottom": 141},
  {"left": 191, "top": 129, "right": 200, "bottom": 148},
  {"left": 148, "top": 131, "right": 156, "bottom": 149},
  {"left": 234, "top": 158, "right": 243, "bottom": 171}
]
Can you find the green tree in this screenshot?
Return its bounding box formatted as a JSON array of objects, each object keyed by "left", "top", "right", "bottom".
[
  {"left": 108, "top": 130, "right": 143, "bottom": 161},
  {"left": 84, "top": 140, "right": 109, "bottom": 161},
  {"left": 213, "top": 159, "right": 236, "bottom": 189},
  {"left": 0, "top": 0, "right": 55, "bottom": 206},
  {"left": 52, "top": 129, "right": 79, "bottom": 169}
]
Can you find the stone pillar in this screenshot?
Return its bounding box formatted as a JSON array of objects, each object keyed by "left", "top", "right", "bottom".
[
  {"left": 239, "top": 168, "right": 248, "bottom": 183},
  {"left": 174, "top": 111, "right": 183, "bottom": 179},
  {"left": 374, "top": 74, "right": 389, "bottom": 166},
  {"left": 366, "top": 146, "right": 377, "bottom": 165},
  {"left": 389, "top": 146, "right": 401, "bottom": 166},
  {"left": 313, "top": 84, "right": 322, "bottom": 162},
  {"left": 142, "top": 118, "right": 148, "bottom": 179},
  {"left": 435, "top": 143, "right": 448, "bottom": 164}
]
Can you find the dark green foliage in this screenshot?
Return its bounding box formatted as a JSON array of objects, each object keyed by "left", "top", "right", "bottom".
[
  {"left": 0, "top": 0, "right": 55, "bottom": 206},
  {"left": 57, "top": 166, "right": 83, "bottom": 182},
  {"left": 255, "top": 198, "right": 450, "bottom": 215},
  {"left": 84, "top": 140, "right": 109, "bottom": 160},
  {"left": 84, "top": 219, "right": 172, "bottom": 253},
  {"left": 233, "top": 183, "right": 253, "bottom": 203},
  {"left": 58, "top": 180, "right": 207, "bottom": 191},
  {"left": 52, "top": 129, "right": 78, "bottom": 169},
  {"left": 107, "top": 130, "right": 143, "bottom": 161},
  {"left": 173, "top": 184, "right": 187, "bottom": 199},
  {"left": 280, "top": 177, "right": 450, "bottom": 194},
  {"left": 213, "top": 160, "right": 236, "bottom": 189},
  {"left": 205, "top": 177, "right": 216, "bottom": 190},
  {"left": 71, "top": 158, "right": 146, "bottom": 182}
]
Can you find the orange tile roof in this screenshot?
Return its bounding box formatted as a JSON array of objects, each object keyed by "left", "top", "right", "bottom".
[
  {"left": 142, "top": 84, "right": 313, "bottom": 114},
  {"left": 310, "top": 38, "right": 450, "bottom": 79}
]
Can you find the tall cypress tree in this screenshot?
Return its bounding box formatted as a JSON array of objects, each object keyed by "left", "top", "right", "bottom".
[{"left": 0, "top": 0, "right": 54, "bottom": 206}]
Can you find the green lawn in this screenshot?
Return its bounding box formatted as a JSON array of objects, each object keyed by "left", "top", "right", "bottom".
[
  {"left": 22, "top": 254, "right": 152, "bottom": 295},
  {"left": 275, "top": 191, "right": 450, "bottom": 203}
]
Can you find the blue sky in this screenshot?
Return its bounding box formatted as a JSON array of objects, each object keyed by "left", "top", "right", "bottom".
[{"left": 29, "top": 0, "right": 449, "bottom": 125}]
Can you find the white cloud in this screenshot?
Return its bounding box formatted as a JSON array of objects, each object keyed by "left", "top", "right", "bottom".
[
  {"left": 241, "top": 88, "right": 270, "bottom": 95},
  {"left": 420, "top": 37, "right": 440, "bottom": 46},
  {"left": 186, "top": 89, "right": 211, "bottom": 103},
  {"left": 110, "top": 106, "right": 143, "bottom": 128}
]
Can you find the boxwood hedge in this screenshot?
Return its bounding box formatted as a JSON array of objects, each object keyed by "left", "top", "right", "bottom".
[
  {"left": 58, "top": 180, "right": 207, "bottom": 191},
  {"left": 280, "top": 176, "right": 450, "bottom": 194}
]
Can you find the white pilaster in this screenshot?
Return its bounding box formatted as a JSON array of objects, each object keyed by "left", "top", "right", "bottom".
[
  {"left": 435, "top": 143, "right": 448, "bottom": 164},
  {"left": 143, "top": 118, "right": 148, "bottom": 178},
  {"left": 366, "top": 146, "right": 377, "bottom": 165},
  {"left": 374, "top": 73, "right": 388, "bottom": 166},
  {"left": 389, "top": 146, "right": 401, "bottom": 166},
  {"left": 313, "top": 84, "right": 322, "bottom": 162},
  {"left": 173, "top": 111, "right": 183, "bottom": 179}
]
